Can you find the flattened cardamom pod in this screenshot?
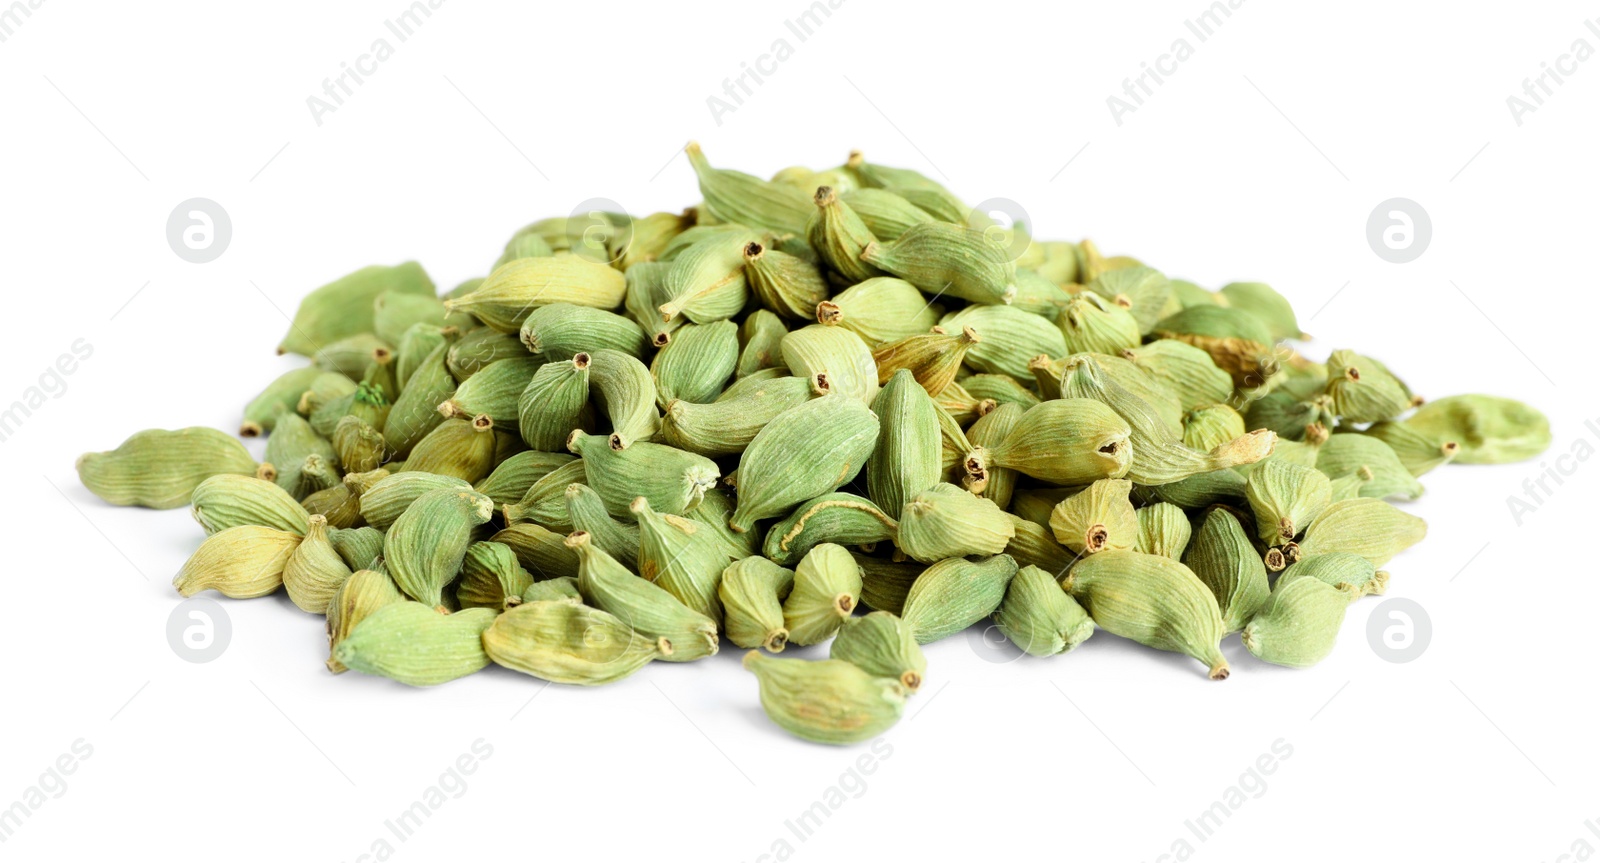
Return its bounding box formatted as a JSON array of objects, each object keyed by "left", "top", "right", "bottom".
[
  {"left": 570, "top": 531, "right": 718, "bottom": 662},
  {"left": 1391, "top": 394, "right": 1550, "bottom": 465},
  {"left": 782, "top": 543, "right": 863, "bottom": 646},
  {"left": 334, "top": 603, "right": 495, "bottom": 686},
  {"left": 1241, "top": 578, "right": 1349, "bottom": 668},
  {"left": 1296, "top": 497, "right": 1426, "bottom": 567},
  {"left": 79, "top": 427, "right": 260, "bottom": 509},
  {"left": 483, "top": 599, "right": 663, "bottom": 685},
  {"left": 383, "top": 488, "right": 495, "bottom": 608},
  {"left": 743, "top": 652, "right": 907, "bottom": 745},
  {"left": 896, "top": 483, "right": 1015, "bottom": 564},
  {"left": 1360, "top": 420, "right": 1461, "bottom": 477},
  {"left": 1066, "top": 551, "right": 1229, "bottom": 679},
  {"left": 1315, "top": 434, "right": 1423, "bottom": 501},
  {"left": 899, "top": 554, "right": 1018, "bottom": 645},
  {"left": 1049, "top": 478, "right": 1138, "bottom": 556},
  {"left": 1181, "top": 508, "right": 1270, "bottom": 633},
  {"left": 174, "top": 525, "right": 301, "bottom": 598},
  {"left": 728, "top": 394, "right": 879, "bottom": 533},
  {"left": 190, "top": 474, "right": 311, "bottom": 536},
  {"left": 994, "top": 564, "right": 1095, "bottom": 657},
  {"left": 830, "top": 611, "right": 926, "bottom": 691},
  {"left": 283, "top": 515, "right": 354, "bottom": 613},
  {"left": 719, "top": 556, "right": 795, "bottom": 652}
]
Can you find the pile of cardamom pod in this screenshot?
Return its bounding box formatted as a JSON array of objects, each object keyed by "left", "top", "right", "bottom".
[{"left": 76, "top": 144, "right": 1552, "bottom": 744}]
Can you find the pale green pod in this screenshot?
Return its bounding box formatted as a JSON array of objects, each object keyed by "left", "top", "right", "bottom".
[
  {"left": 860, "top": 221, "right": 1017, "bottom": 305},
  {"left": 1049, "top": 479, "right": 1139, "bottom": 555},
  {"left": 283, "top": 515, "right": 354, "bottom": 613},
  {"left": 383, "top": 488, "right": 496, "bottom": 608},
  {"left": 1324, "top": 350, "right": 1413, "bottom": 424},
  {"left": 1183, "top": 404, "right": 1248, "bottom": 454},
  {"left": 325, "top": 568, "right": 406, "bottom": 673},
  {"left": 961, "top": 374, "right": 1042, "bottom": 410},
  {"left": 1121, "top": 340, "right": 1235, "bottom": 412},
  {"left": 899, "top": 554, "right": 1018, "bottom": 645},
  {"left": 1217, "top": 281, "right": 1305, "bottom": 342},
  {"left": 447, "top": 328, "right": 528, "bottom": 381},
  {"left": 736, "top": 309, "right": 789, "bottom": 377},
  {"left": 564, "top": 483, "right": 640, "bottom": 569},
  {"left": 684, "top": 141, "right": 812, "bottom": 235},
  {"left": 393, "top": 323, "right": 453, "bottom": 391},
  {"left": 440, "top": 357, "right": 543, "bottom": 427},
  {"left": 1296, "top": 498, "right": 1427, "bottom": 567},
  {"left": 359, "top": 471, "right": 472, "bottom": 531},
  {"left": 662, "top": 375, "right": 815, "bottom": 457},
  {"left": 817, "top": 277, "right": 943, "bottom": 347},
  {"left": 1316, "top": 434, "right": 1424, "bottom": 501},
  {"left": 173, "top": 525, "right": 301, "bottom": 598},
  {"left": 517, "top": 353, "right": 592, "bottom": 452},
  {"left": 867, "top": 369, "right": 942, "bottom": 518},
  {"left": 494, "top": 229, "right": 554, "bottom": 269},
  {"left": 79, "top": 427, "right": 260, "bottom": 510},
  {"left": 933, "top": 401, "right": 975, "bottom": 479},
  {"left": 1395, "top": 394, "right": 1551, "bottom": 465},
  {"left": 624, "top": 261, "right": 684, "bottom": 349},
  {"left": 855, "top": 555, "right": 923, "bottom": 616},
  {"left": 807, "top": 186, "right": 883, "bottom": 283},
  {"left": 567, "top": 431, "right": 720, "bottom": 517},
  {"left": 1085, "top": 266, "right": 1173, "bottom": 334},
  {"left": 519, "top": 303, "right": 646, "bottom": 360},
  {"left": 296, "top": 370, "right": 359, "bottom": 418},
  {"left": 1241, "top": 578, "right": 1349, "bottom": 668},
  {"left": 1003, "top": 515, "right": 1077, "bottom": 576},
  {"left": 485, "top": 599, "right": 663, "bottom": 685},
  {"left": 1134, "top": 502, "right": 1193, "bottom": 560},
  {"left": 241, "top": 366, "right": 325, "bottom": 437},
  {"left": 586, "top": 349, "right": 660, "bottom": 449},
  {"left": 1151, "top": 304, "right": 1275, "bottom": 387},
  {"left": 1361, "top": 420, "right": 1461, "bottom": 477},
  {"left": 1278, "top": 552, "right": 1384, "bottom": 599},
  {"left": 373, "top": 290, "right": 463, "bottom": 348},
  {"left": 263, "top": 411, "right": 337, "bottom": 489},
  {"left": 330, "top": 526, "right": 386, "bottom": 573},
  {"left": 780, "top": 324, "right": 880, "bottom": 405},
  {"left": 744, "top": 240, "right": 830, "bottom": 320},
  {"left": 728, "top": 394, "right": 880, "bottom": 533},
  {"left": 1182, "top": 509, "right": 1271, "bottom": 633},
  {"left": 994, "top": 564, "right": 1095, "bottom": 657},
  {"left": 444, "top": 254, "right": 627, "bottom": 333},
  {"left": 570, "top": 531, "right": 718, "bottom": 662},
  {"left": 839, "top": 187, "right": 933, "bottom": 241},
  {"left": 1328, "top": 472, "right": 1368, "bottom": 502},
  {"left": 1246, "top": 459, "right": 1333, "bottom": 544},
  {"left": 310, "top": 375, "right": 391, "bottom": 439},
  {"left": 619, "top": 209, "right": 695, "bottom": 270},
  {"left": 896, "top": 483, "right": 1014, "bottom": 564},
  {"left": 300, "top": 467, "right": 377, "bottom": 529},
  {"left": 520, "top": 577, "right": 582, "bottom": 604},
  {"left": 331, "top": 415, "right": 386, "bottom": 474},
  {"left": 651, "top": 320, "right": 738, "bottom": 407},
  {"left": 781, "top": 543, "right": 863, "bottom": 646},
  {"left": 286, "top": 454, "right": 341, "bottom": 501},
  {"left": 190, "top": 474, "right": 311, "bottom": 536},
  {"left": 683, "top": 486, "right": 758, "bottom": 562},
  {"left": 278, "top": 262, "right": 435, "bottom": 357},
  {"left": 1078, "top": 353, "right": 1185, "bottom": 438},
  {"left": 457, "top": 541, "right": 535, "bottom": 611},
  {"left": 742, "top": 652, "right": 907, "bottom": 745},
  {"left": 490, "top": 523, "right": 580, "bottom": 581},
  {"left": 965, "top": 398, "right": 1131, "bottom": 488},
  {"left": 872, "top": 326, "right": 979, "bottom": 397},
  {"left": 1146, "top": 468, "right": 1249, "bottom": 510},
  {"left": 940, "top": 304, "right": 1066, "bottom": 383},
  {"left": 965, "top": 402, "right": 1024, "bottom": 510},
  {"left": 384, "top": 341, "right": 454, "bottom": 457},
  {"left": 474, "top": 451, "right": 576, "bottom": 507},
  {"left": 632, "top": 497, "right": 727, "bottom": 621},
  {"left": 1010, "top": 487, "right": 1073, "bottom": 531},
  {"left": 501, "top": 459, "right": 586, "bottom": 527},
  {"left": 1066, "top": 551, "right": 1230, "bottom": 679},
  {"left": 719, "top": 556, "right": 796, "bottom": 652},
  {"left": 335, "top": 603, "right": 495, "bottom": 686},
  {"left": 831, "top": 611, "right": 926, "bottom": 691},
  {"left": 657, "top": 228, "right": 757, "bottom": 324},
  {"left": 1057, "top": 292, "right": 1141, "bottom": 356},
  {"left": 312, "top": 333, "right": 391, "bottom": 380},
  {"left": 762, "top": 493, "right": 898, "bottom": 566},
  {"left": 404, "top": 415, "right": 498, "bottom": 483}
]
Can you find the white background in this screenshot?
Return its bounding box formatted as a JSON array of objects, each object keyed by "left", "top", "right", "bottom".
[{"left": 2, "top": 1, "right": 1596, "bottom": 860}]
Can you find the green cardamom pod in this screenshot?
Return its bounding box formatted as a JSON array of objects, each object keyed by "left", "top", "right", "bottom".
[
  {"left": 501, "top": 459, "right": 586, "bottom": 528},
  {"left": 447, "top": 327, "right": 527, "bottom": 381},
  {"left": 241, "top": 366, "right": 325, "bottom": 437},
  {"left": 325, "top": 568, "right": 405, "bottom": 672},
  {"left": 567, "top": 431, "right": 720, "bottom": 517},
  {"left": 174, "top": 525, "right": 301, "bottom": 598},
  {"left": 994, "top": 564, "right": 1095, "bottom": 657},
  {"left": 719, "top": 556, "right": 796, "bottom": 652},
  {"left": 457, "top": 541, "right": 535, "bottom": 611},
  {"left": 520, "top": 576, "right": 582, "bottom": 604},
  {"left": 807, "top": 186, "right": 884, "bottom": 283},
  {"left": 79, "top": 427, "right": 260, "bottom": 509},
  {"left": 190, "top": 474, "right": 311, "bottom": 536},
  {"left": 782, "top": 543, "right": 863, "bottom": 646},
  {"left": 384, "top": 341, "right": 454, "bottom": 457},
  {"left": 762, "top": 493, "right": 898, "bottom": 566},
  {"left": 519, "top": 303, "right": 646, "bottom": 360},
  {"left": 1134, "top": 502, "right": 1193, "bottom": 560},
  {"left": 662, "top": 374, "right": 816, "bottom": 457},
  {"left": 517, "top": 353, "right": 593, "bottom": 452},
  {"left": 899, "top": 554, "right": 1018, "bottom": 644},
  {"left": 651, "top": 320, "right": 738, "bottom": 407},
  {"left": 896, "top": 483, "right": 1014, "bottom": 564},
  {"left": 867, "top": 369, "right": 942, "bottom": 518},
  {"left": 839, "top": 187, "right": 933, "bottom": 242},
  {"left": 1296, "top": 497, "right": 1426, "bottom": 567},
  {"left": 816, "top": 277, "right": 943, "bottom": 347},
  {"left": 312, "top": 333, "right": 390, "bottom": 380},
  {"left": 1067, "top": 551, "right": 1229, "bottom": 680},
  {"left": 1389, "top": 394, "right": 1551, "bottom": 465},
  {"left": 744, "top": 240, "right": 830, "bottom": 320},
  {"left": 586, "top": 349, "right": 660, "bottom": 449},
  {"left": 490, "top": 523, "right": 580, "bottom": 580},
  {"left": 1122, "top": 340, "right": 1234, "bottom": 411},
  {"left": 1152, "top": 304, "right": 1274, "bottom": 388},
  {"left": 736, "top": 309, "right": 789, "bottom": 377},
  {"left": 444, "top": 254, "right": 626, "bottom": 333},
  {"left": 440, "top": 357, "right": 543, "bottom": 427},
  {"left": 1245, "top": 459, "right": 1333, "bottom": 545},
  {"left": 942, "top": 304, "right": 1066, "bottom": 383},
  {"left": 1360, "top": 420, "right": 1461, "bottom": 477},
  {"left": 854, "top": 554, "right": 922, "bottom": 616},
  {"left": 474, "top": 451, "right": 576, "bottom": 507},
  {"left": 334, "top": 603, "right": 495, "bottom": 686},
  {"left": 872, "top": 326, "right": 979, "bottom": 397},
  {"left": 961, "top": 373, "right": 1042, "bottom": 411},
  {"left": 332, "top": 415, "right": 386, "bottom": 474},
  {"left": 1085, "top": 266, "right": 1174, "bottom": 334},
  {"left": 684, "top": 141, "right": 812, "bottom": 236},
  {"left": 742, "top": 652, "right": 907, "bottom": 745},
  {"left": 963, "top": 398, "right": 1131, "bottom": 488},
  {"left": 780, "top": 323, "right": 880, "bottom": 405},
  {"left": 831, "top": 611, "right": 925, "bottom": 691},
  {"left": 1323, "top": 349, "right": 1414, "bottom": 423},
  {"left": 359, "top": 471, "right": 471, "bottom": 530},
  {"left": 1049, "top": 478, "right": 1138, "bottom": 555},
  {"left": 1217, "top": 281, "right": 1305, "bottom": 342},
  {"left": 393, "top": 322, "right": 455, "bottom": 391},
  {"left": 331, "top": 525, "right": 386, "bottom": 572},
  {"left": 1182, "top": 404, "right": 1247, "bottom": 454},
  {"left": 1181, "top": 508, "right": 1271, "bottom": 633},
  {"left": 483, "top": 599, "right": 663, "bottom": 685},
  {"left": 1241, "top": 578, "right": 1348, "bottom": 668},
  {"left": 564, "top": 482, "right": 640, "bottom": 569},
  {"left": 402, "top": 415, "right": 498, "bottom": 483},
  {"left": 1278, "top": 552, "right": 1385, "bottom": 599},
  {"left": 1057, "top": 292, "right": 1141, "bottom": 356},
  {"left": 570, "top": 531, "right": 718, "bottom": 662},
  {"left": 278, "top": 262, "right": 434, "bottom": 357},
  {"left": 860, "top": 221, "right": 1017, "bottom": 306},
  {"left": 657, "top": 228, "right": 757, "bottom": 325},
  {"left": 284, "top": 515, "right": 354, "bottom": 613},
  {"left": 383, "top": 488, "right": 495, "bottom": 608},
  {"left": 1003, "top": 514, "right": 1075, "bottom": 576},
  {"left": 1315, "top": 434, "right": 1423, "bottom": 501},
  {"left": 728, "top": 394, "right": 880, "bottom": 533},
  {"left": 632, "top": 497, "right": 726, "bottom": 621},
  {"left": 373, "top": 289, "right": 465, "bottom": 348}
]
